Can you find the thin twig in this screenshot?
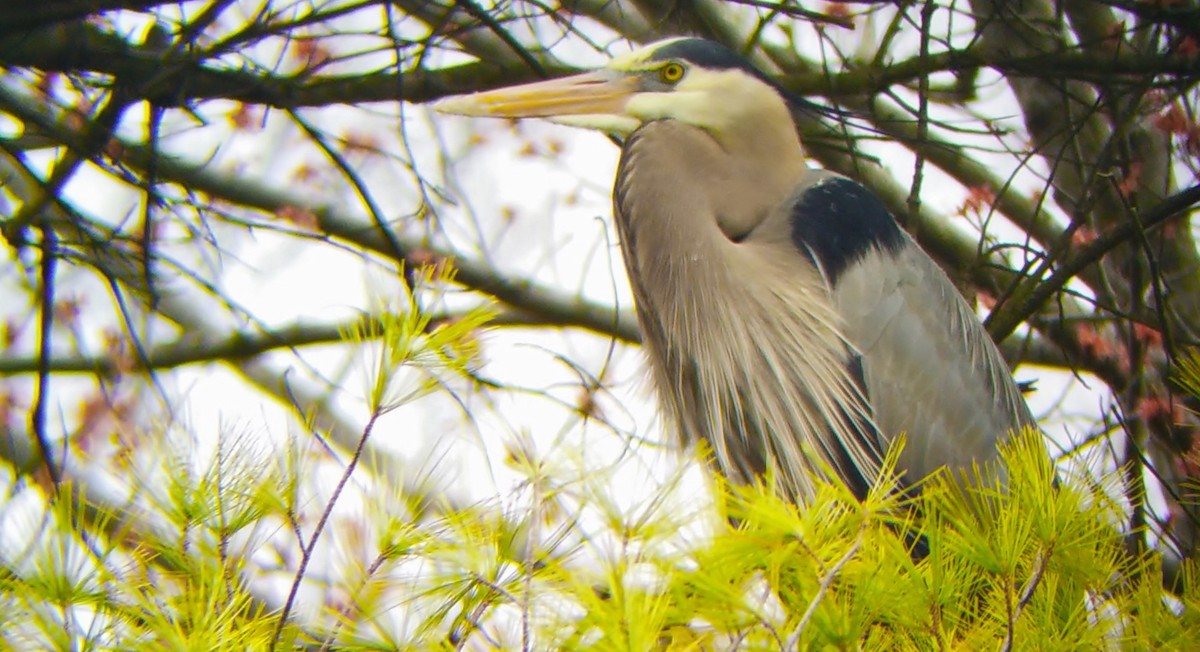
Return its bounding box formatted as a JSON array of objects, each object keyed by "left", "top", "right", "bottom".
[
  {"left": 1000, "top": 547, "right": 1050, "bottom": 652},
  {"left": 271, "top": 411, "right": 382, "bottom": 649},
  {"left": 32, "top": 225, "right": 61, "bottom": 487},
  {"left": 906, "top": 0, "right": 936, "bottom": 230},
  {"left": 786, "top": 525, "right": 865, "bottom": 648}
]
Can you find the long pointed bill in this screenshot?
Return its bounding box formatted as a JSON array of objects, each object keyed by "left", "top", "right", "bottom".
[{"left": 433, "top": 70, "right": 638, "bottom": 119}]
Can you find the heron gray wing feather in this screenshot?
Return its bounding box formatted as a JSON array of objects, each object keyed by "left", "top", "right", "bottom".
[
  {"left": 833, "top": 240, "right": 1035, "bottom": 483},
  {"left": 787, "top": 174, "right": 1033, "bottom": 484}
]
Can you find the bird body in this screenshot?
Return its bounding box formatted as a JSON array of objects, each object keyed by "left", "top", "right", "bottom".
[
  {"left": 615, "top": 120, "right": 884, "bottom": 499},
  {"left": 435, "top": 38, "right": 1036, "bottom": 501}
]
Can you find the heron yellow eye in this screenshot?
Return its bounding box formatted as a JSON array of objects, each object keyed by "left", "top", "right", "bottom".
[{"left": 659, "top": 62, "right": 685, "bottom": 83}]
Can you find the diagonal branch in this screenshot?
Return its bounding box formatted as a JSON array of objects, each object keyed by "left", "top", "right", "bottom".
[{"left": 986, "top": 184, "right": 1200, "bottom": 343}]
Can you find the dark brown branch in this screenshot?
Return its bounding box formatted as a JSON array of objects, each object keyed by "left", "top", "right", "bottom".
[
  {"left": 787, "top": 47, "right": 1200, "bottom": 97},
  {"left": 0, "top": 0, "right": 180, "bottom": 34},
  {"left": 5, "top": 15, "right": 1198, "bottom": 112},
  {"left": 0, "top": 309, "right": 636, "bottom": 377},
  {"left": 0, "top": 20, "right": 572, "bottom": 108}
]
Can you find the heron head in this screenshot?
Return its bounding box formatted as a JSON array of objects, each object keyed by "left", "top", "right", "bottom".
[{"left": 433, "top": 38, "right": 798, "bottom": 139}]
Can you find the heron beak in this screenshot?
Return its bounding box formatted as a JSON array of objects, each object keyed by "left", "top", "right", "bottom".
[{"left": 433, "top": 70, "right": 639, "bottom": 119}]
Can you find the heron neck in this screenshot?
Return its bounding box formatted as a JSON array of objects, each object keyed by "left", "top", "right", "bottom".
[
  {"left": 616, "top": 119, "right": 807, "bottom": 246},
  {"left": 613, "top": 119, "right": 867, "bottom": 501},
  {"left": 706, "top": 120, "right": 808, "bottom": 240}
]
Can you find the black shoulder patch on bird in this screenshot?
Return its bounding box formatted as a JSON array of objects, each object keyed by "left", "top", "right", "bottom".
[{"left": 791, "top": 177, "right": 906, "bottom": 285}]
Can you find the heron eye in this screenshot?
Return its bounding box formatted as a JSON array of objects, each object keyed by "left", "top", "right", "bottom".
[{"left": 659, "top": 62, "right": 685, "bottom": 84}]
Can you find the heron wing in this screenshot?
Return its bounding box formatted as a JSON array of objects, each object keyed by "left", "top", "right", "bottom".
[{"left": 791, "top": 175, "right": 1034, "bottom": 483}]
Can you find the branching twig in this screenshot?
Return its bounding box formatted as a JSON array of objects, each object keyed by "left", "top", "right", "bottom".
[
  {"left": 1000, "top": 547, "right": 1050, "bottom": 652},
  {"left": 786, "top": 524, "right": 866, "bottom": 648},
  {"left": 271, "top": 411, "right": 382, "bottom": 649}
]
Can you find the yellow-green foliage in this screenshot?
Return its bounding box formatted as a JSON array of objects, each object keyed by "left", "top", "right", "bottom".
[
  {"left": 345, "top": 262, "right": 493, "bottom": 414},
  {"left": 1174, "top": 349, "right": 1200, "bottom": 397},
  {"left": 4, "top": 272, "right": 1199, "bottom": 649},
  {"left": 3, "top": 425, "right": 1198, "bottom": 650},
  {"left": 536, "top": 432, "right": 1199, "bottom": 650},
  {"left": 0, "top": 461, "right": 293, "bottom": 651}
]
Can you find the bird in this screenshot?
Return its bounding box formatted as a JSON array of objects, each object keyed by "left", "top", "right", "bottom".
[{"left": 434, "top": 37, "right": 1036, "bottom": 502}]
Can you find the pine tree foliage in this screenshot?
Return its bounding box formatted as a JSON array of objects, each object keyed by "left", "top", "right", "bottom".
[{"left": 4, "top": 401, "right": 1198, "bottom": 647}]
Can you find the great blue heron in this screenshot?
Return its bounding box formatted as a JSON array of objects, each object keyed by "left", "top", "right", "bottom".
[{"left": 435, "top": 38, "right": 1036, "bottom": 501}]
